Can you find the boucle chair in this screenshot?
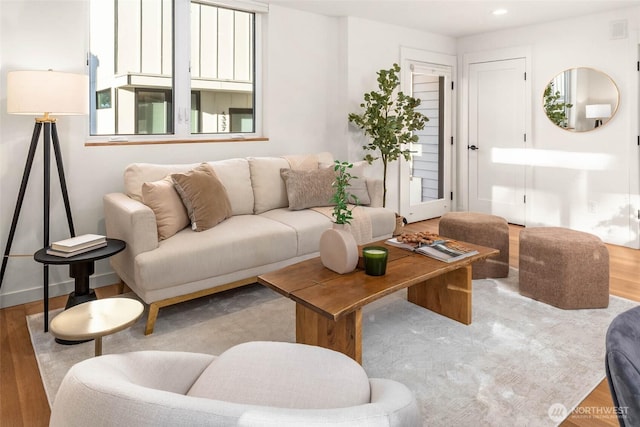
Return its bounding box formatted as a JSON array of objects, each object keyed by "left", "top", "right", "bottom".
[
  {"left": 49, "top": 341, "right": 421, "bottom": 427},
  {"left": 606, "top": 306, "right": 640, "bottom": 427},
  {"left": 438, "top": 211, "right": 510, "bottom": 279},
  {"left": 519, "top": 227, "right": 609, "bottom": 309}
]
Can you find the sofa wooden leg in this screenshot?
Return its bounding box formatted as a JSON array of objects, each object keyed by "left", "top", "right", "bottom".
[
  {"left": 116, "top": 280, "right": 125, "bottom": 295},
  {"left": 145, "top": 304, "right": 159, "bottom": 335}
]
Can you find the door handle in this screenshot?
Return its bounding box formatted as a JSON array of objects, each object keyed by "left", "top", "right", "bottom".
[{"left": 468, "top": 145, "right": 479, "bottom": 151}]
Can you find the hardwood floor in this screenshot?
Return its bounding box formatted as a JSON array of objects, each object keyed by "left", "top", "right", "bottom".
[{"left": 1, "top": 219, "right": 638, "bottom": 426}]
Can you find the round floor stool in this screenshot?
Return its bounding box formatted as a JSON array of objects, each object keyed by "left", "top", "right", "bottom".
[
  {"left": 439, "top": 212, "right": 509, "bottom": 279},
  {"left": 518, "top": 227, "right": 609, "bottom": 309}
]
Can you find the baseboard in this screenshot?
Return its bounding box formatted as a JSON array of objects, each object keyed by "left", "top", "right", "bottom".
[{"left": 0, "top": 272, "right": 120, "bottom": 309}]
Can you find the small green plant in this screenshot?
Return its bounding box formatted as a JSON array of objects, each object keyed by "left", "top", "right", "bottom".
[
  {"left": 544, "top": 82, "right": 573, "bottom": 128},
  {"left": 348, "top": 63, "right": 427, "bottom": 207},
  {"left": 331, "top": 160, "right": 359, "bottom": 225}
]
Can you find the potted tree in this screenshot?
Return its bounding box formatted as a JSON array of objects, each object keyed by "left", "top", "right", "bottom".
[
  {"left": 319, "top": 160, "right": 359, "bottom": 274},
  {"left": 348, "top": 63, "right": 427, "bottom": 211}
]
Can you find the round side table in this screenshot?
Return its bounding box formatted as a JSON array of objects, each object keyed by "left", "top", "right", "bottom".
[
  {"left": 34, "top": 238, "right": 126, "bottom": 334},
  {"left": 49, "top": 298, "right": 144, "bottom": 356}
]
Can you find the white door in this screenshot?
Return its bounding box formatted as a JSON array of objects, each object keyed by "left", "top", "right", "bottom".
[
  {"left": 468, "top": 58, "right": 526, "bottom": 224},
  {"left": 400, "top": 53, "right": 454, "bottom": 222}
]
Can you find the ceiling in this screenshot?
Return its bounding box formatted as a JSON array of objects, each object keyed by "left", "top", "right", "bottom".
[{"left": 264, "top": 0, "right": 640, "bottom": 38}]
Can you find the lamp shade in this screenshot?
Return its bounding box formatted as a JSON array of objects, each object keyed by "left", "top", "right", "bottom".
[
  {"left": 7, "top": 70, "right": 88, "bottom": 116},
  {"left": 585, "top": 104, "right": 612, "bottom": 119}
]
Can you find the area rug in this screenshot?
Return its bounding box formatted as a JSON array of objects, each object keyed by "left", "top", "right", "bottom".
[{"left": 28, "top": 269, "right": 637, "bottom": 426}]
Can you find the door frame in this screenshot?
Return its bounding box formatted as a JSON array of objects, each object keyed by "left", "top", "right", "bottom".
[
  {"left": 459, "top": 46, "right": 532, "bottom": 222},
  {"left": 399, "top": 47, "right": 457, "bottom": 221}
]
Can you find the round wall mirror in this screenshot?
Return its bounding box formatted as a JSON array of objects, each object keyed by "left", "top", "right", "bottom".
[{"left": 543, "top": 67, "right": 619, "bottom": 132}]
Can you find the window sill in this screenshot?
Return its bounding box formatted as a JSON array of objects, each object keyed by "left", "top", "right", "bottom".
[{"left": 84, "top": 136, "right": 269, "bottom": 147}]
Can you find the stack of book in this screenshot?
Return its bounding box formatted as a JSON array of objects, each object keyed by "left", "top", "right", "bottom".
[{"left": 46, "top": 234, "right": 107, "bottom": 258}]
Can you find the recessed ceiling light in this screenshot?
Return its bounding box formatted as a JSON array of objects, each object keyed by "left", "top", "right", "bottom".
[{"left": 492, "top": 9, "right": 508, "bottom": 16}]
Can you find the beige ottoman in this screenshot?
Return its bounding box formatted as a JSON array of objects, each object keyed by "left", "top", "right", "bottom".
[
  {"left": 519, "top": 227, "right": 609, "bottom": 309},
  {"left": 439, "top": 212, "right": 509, "bottom": 279}
]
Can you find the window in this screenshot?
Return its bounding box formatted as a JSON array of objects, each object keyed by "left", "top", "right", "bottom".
[
  {"left": 136, "top": 89, "right": 173, "bottom": 134},
  {"left": 96, "top": 89, "right": 112, "bottom": 109},
  {"left": 89, "top": 0, "right": 262, "bottom": 139}
]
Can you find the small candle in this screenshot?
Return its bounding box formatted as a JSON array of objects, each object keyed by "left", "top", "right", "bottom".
[{"left": 362, "top": 246, "right": 388, "bottom": 276}]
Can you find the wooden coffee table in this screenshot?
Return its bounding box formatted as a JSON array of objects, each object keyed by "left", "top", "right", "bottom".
[{"left": 258, "top": 239, "right": 498, "bottom": 363}]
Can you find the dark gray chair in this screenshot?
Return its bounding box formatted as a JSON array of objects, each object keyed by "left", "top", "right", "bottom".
[{"left": 606, "top": 306, "right": 640, "bottom": 426}]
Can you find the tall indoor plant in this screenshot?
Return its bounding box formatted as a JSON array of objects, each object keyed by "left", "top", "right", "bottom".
[
  {"left": 319, "top": 160, "right": 359, "bottom": 274},
  {"left": 348, "top": 63, "right": 427, "bottom": 208}
]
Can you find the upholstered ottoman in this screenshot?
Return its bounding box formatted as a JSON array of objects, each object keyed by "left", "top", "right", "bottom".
[
  {"left": 439, "top": 212, "right": 509, "bottom": 279},
  {"left": 519, "top": 227, "right": 609, "bottom": 309}
]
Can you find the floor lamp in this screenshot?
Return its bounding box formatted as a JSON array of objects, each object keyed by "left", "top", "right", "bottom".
[{"left": 1, "top": 70, "right": 88, "bottom": 330}]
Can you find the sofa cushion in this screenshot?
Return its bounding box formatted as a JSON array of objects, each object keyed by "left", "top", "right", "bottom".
[
  {"left": 187, "top": 341, "right": 371, "bottom": 409},
  {"left": 248, "top": 157, "right": 290, "bottom": 214},
  {"left": 172, "top": 164, "right": 232, "bottom": 232},
  {"left": 347, "top": 162, "right": 371, "bottom": 206},
  {"left": 206, "top": 158, "right": 254, "bottom": 216},
  {"left": 260, "top": 208, "right": 332, "bottom": 255},
  {"left": 320, "top": 161, "right": 370, "bottom": 206},
  {"left": 282, "top": 154, "right": 318, "bottom": 170},
  {"left": 280, "top": 167, "right": 336, "bottom": 210},
  {"left": 141, "top": 176, "right": 190, "bottom": 240},
  {"left": 125, "top": 163, "right": 199, "bottom": 202},
  {"left": 134, "top": 215, "right": 298, "bottom": 291}
]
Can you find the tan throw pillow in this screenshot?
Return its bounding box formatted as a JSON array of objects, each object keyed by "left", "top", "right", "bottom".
[
  {"left": 171, "top": 163, "right": 232, "bottom": 232},
  {"left": 142, "top": 176, "right": 190, "bottom": 240},
  {"left": 280, "top": 167, "right": 336, "bottom": 210}
]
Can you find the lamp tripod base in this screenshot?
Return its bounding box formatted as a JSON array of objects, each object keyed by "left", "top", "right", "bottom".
[{"left": 0, "top": 120, "right": 75, "bottom": 332}]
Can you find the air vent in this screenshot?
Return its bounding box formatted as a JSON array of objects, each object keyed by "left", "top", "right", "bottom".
[{"left": 610, "top": 20, "right": 628, "bottom": 40}]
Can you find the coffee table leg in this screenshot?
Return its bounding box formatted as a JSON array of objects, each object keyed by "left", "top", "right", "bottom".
[
  {"left": 295, "top": 304, "right": 362, "bottom": 364},
  {"left": 407, "top": 265, "right": 472, "bottom": 325},
  {"left": 94, "top": 336, "right": 102, "bottom": 357}
]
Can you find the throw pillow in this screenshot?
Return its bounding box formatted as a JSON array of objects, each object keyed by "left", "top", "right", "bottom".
[
  {"left": 141, "top": 176, "right": 190, "bottom": 240},
  {"left": 280, "top": 167, "right": 336, "bottom": 210},
  {"left": 171, "top": 163, "right": 232, "bottom": 232}
]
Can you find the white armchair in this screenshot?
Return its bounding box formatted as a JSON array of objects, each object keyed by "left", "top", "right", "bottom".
[{"left": 50, "top": 341, "right": 421, "bottom": 426}]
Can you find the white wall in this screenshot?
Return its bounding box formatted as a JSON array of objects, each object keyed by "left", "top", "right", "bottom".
[
  {"left": 343, "top": 17, "right": 457, "bottom": 212},
  {"left": 0, "top": 1, "right": 343, "bottom": 307},
  {"left": 457, "top": 7, "right": 640, "bottom": 248}
]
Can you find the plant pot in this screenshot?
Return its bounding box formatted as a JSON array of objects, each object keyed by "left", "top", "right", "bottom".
[{"left": 319, "top": 224, "right": 359, "bottom": 274}]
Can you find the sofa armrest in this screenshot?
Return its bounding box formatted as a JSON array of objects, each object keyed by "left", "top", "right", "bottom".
[
  {"left": 104, "top": 193, "right": 159, "bottom": 254},
  {"left": 365, "top": 179, "right": 384, "bottom": 208},
  {"left": 104, "top": 193, "right": 159, "bottom": 286}
]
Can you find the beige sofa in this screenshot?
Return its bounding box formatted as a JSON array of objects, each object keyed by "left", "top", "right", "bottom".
[{"left": 104, "top": 152, "right": 395, "bottom": 334}]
